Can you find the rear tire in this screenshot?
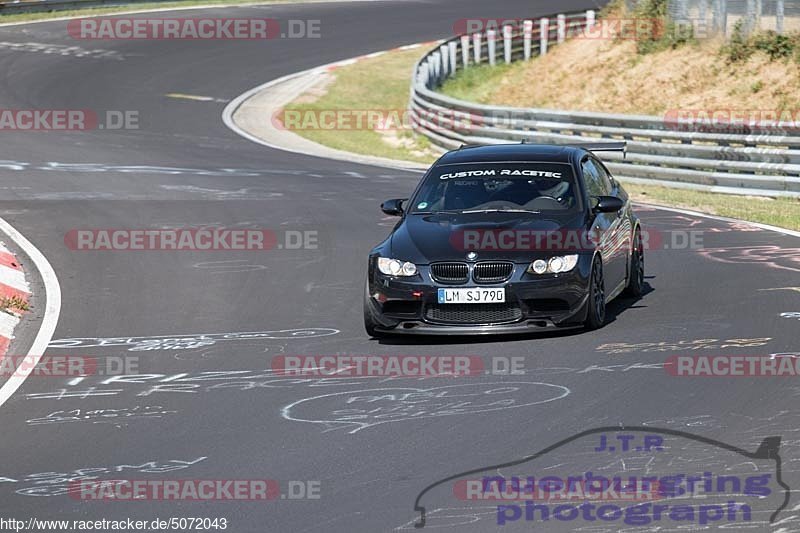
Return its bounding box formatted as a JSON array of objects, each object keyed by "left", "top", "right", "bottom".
[
  {"left": 624, "top": 229, "right": 645, "bottom": 298},
  {"left": 584, "top": 258, "right": 606, "bottom": 331}
]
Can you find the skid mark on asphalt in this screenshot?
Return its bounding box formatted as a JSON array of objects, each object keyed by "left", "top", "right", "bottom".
[
  {"left": 160, "top": 184, "right": 283, "bottom": 199},
  {"left": 165, "top": 93, "right": 228, "bottom": 103},
  {"left": 762, "top": 287, "right": 800, "bottom": 294},
  {"left": 192, "top": 259, "right": 267, "bottom": 274},
  {"left": 0, "top": 41, "right": 125, "bottom": 60}
]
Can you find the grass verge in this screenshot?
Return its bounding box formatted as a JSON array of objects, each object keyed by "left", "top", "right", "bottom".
[
  {"left": 624, "top": 183, "right": 800, "bottom": 231},
  {"left": 282, "top": 47, "right": 437, "bottom": 163},
  {"left": 282, "top": 41, "right": 800, "bottom": 231}
]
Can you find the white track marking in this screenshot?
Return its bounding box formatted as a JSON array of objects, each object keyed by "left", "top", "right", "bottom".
[
  {"left": 636, "top": 203, "right": 800, "bottom": 239},
  {"left": 0, "top": 217, "right": 61, "bottom": 409}
]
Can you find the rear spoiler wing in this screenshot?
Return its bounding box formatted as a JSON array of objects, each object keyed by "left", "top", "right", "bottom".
[
  {"left": 461, "top": 140, "right": 628, "bottom": 159},
  {"left": 571, "top": 141, "right": 627, "bottom": 160}
]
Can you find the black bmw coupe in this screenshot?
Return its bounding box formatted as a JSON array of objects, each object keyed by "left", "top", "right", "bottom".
[{"left": 364, "top": 143, "right": 644, "bottom": 337}]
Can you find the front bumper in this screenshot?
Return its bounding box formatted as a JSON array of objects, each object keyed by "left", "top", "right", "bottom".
[{"left": 366, "top": 257, "right": 592, "bottom": 335}]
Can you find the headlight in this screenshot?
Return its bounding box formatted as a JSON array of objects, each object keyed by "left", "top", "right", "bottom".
[
  {"left": 531, "top": 259, "right": 548, "bottom": 274},
  {"left": 527, "top": 254, "right": 579, "bottom": 274},
  {"left": 377, "top": 257, "right": 418, "bottom": 277}
]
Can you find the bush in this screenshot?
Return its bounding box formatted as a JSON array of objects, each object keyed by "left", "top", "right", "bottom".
[
  {"left": 634, "top": 0, "right": 695, "bottom": 54},
  {"left": 634, "top": 0, "right": 667, "bottom": 21},
  {"left": 722, "top": 21, "right": 800, "bottom": 63},
  {"left": 721, "top": 20, "right": 753, "bottom": 61},
  {"left": 753, "top": 31, "right": 794, "bottom": 59}
]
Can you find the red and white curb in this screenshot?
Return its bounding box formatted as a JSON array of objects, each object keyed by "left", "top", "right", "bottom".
[
  {"left": 0, "top": 217, "right": 60, "bottom": 410},
  {"left": 0, "top": 240, "right": 30, "bottom": 356}
]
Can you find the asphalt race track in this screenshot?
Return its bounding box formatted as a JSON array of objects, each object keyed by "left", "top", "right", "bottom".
[{"left": 0, "top": 1, "right": 799, "bottom": 531}]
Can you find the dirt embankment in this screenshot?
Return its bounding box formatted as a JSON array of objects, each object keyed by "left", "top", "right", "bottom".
[{"left": 459, "top": 35, "right": 800, "bottom": 116}]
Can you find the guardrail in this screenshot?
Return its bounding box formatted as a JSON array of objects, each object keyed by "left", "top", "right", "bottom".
[
  {"left": 0, "top": 0, "right": 151, "bottom": 15},
  {"left": 409, "top": 10, "right": 800, "bottom": 197}
]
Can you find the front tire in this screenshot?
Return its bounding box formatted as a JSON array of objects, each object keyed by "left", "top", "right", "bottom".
[
  {"left": 584, "top": 258, "right": 606, "bottom": 331},
  {"left": 624, "top": 229, "right": 645, "bottom": 298}
]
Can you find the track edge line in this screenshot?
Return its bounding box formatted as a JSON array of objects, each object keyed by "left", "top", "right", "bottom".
[{"left": 0, "top": 218, "right": 62, "bottom": 408}]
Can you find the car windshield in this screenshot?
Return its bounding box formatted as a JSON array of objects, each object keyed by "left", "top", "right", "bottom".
[{"left": 409, "top": 162, "right": 578, "bottom": 214}]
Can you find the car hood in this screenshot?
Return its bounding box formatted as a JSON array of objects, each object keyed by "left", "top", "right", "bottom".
[{"left": 389, "top": 211, "right": 587, "bottom": 264}]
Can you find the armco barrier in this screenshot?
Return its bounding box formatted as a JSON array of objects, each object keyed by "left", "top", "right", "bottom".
[
  {"left": 409, "top": 10, "right": 800, "bottom": 197},
  {"left": 0, "top": 0, "right": 157, "bottom": 15}
]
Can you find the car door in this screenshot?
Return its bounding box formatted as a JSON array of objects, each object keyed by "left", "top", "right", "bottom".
[
  {"left": 593, "top": 156, "right": 632, "bottom": 289},
  {"left": 581, "top": 157, "right": 626, "bottom": 291}
]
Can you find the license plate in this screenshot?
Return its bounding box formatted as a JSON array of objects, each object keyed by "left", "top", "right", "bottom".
[{"left": 437, "top": 288, "right": 506, "bottom": 304}]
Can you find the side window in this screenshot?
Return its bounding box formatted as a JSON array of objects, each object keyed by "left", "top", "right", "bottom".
[
  {"left": 581, "top": 159, "right": 606, "bottom": 198},
  {"left": 591, "top": 157, "right": 614, "bottom": 193}
]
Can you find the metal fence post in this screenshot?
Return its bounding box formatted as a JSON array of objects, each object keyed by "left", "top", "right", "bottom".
[
  {"left": 745, "top": 0, "right": 756, "bottom": 34},
  {"left": 448, "top": 41, "right": 458, "bottom": 74},
  {"left": 557, "top": 14, "right": 566, "bottom": 43},
  {"left": 676, "top": 0, "right": 689, "bottom": 22},
  {"left": 698, "top": 0, "right": 707, "bottom": 37},
  {"left": 487, "top": 30, "right": 496, "bottom": 65},
  {"left": 586, "top": 9, "right": 596, "bottom": 30},
  {"left": 777, "top": 0, "right": 784, "bottom": 33},
  {"left": 721, "top": 0, "right": 728, "bottom": 35},
  {"left": 503, "top": 25, "right": 513, "bottom": 64},
  {"left": 712, "top": 0, "right": 720, "bottom": 33},
  {"left": 755, "top": 0, "right": 762, "bottom": 30},
  {"left": 460, "top": 35, "right": 470, "bottom": 67},
  {"left": 523, "top": 20, "right": 533, "bottom": 59},
  {"left": 439, "top": 45, "right": 449, "bottom": 77},
  {"left": 540, "top": 18, "right": 549, "bottom": 55}
]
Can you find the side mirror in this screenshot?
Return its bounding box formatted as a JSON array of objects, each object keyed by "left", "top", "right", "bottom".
[
  {"left": 381, "top": 198, "right": 406, "bottom": 216},
  {"left": 592, "top": 196, "right": 624, "bottom": 213}
]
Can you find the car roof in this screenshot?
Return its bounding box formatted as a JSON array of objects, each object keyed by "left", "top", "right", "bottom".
[{"left": 434, "top": 143, "right": 586, "bottom": 165}]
